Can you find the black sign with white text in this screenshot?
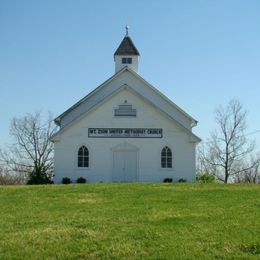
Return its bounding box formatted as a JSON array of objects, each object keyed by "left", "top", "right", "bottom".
[{"left": 88, "top": 128, "right": 163, "bottom": 138}]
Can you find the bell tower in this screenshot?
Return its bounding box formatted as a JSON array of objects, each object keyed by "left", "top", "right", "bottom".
[{"left": 114, "top": 26, "right": 140, "bottom": 73}]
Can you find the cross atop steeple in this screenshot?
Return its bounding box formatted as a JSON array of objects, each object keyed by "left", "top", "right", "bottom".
[{"left": 125, "top": 25, "right": 129, "bottom": 36}]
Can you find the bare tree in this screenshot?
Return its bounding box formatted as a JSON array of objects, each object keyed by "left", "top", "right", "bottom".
[
  {"left": 0, "top": 112, "right": 56, "bottom": 184},
  {"left": 234, "top": 154, "right": 260, "bottom": 183},
  {"left": 0, "top": 166, "right": 27, "bottom": 185},
  {"left": 198, "top": 99, "right": 260, "bottom": 183}
]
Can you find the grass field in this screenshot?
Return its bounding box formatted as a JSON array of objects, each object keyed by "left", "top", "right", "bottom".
[{"left": 0, "top": 184, "right": 260, "bottom": 259}]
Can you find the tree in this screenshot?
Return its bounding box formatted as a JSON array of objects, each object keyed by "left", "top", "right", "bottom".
[
  {"left": 0, "top": 112, "right": 56, "bottom": 184},
  {"left": 234, "top": 154, "right": 260, "bottom": 183},
  {"left": 198, "top": 99, "right": 260, "bottom": 183},
  {"left": 0, "top": 166, "right": 27, "bottom": 185}
]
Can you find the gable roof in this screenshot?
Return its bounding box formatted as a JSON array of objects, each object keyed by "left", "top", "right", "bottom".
[
  {"left": 53, "top": 67, "right": 201, "bottom": 142},
  {"left": 114, "top": 36, "right": 140, "bottom": 56}
]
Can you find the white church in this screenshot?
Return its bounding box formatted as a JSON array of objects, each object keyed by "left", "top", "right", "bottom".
[{"left": 51, "top": 30, "right": 201, "bottom": 183}]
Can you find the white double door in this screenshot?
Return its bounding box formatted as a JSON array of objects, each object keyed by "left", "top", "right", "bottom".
[{"left": 113, "top": 150, "right": 137, "bottom": 182}]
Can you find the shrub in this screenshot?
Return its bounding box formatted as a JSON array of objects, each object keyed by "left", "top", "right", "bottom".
[
  {"left": 178, "top": 178, "right": 187, "bottom": 183},
  {"left": 77, "top": 177, "right": 86, "bottom": 183},
  {"left": 163, "top": 178, "right": 173, "bottom": 183},
  {"left": 27, "top": 170, "right": 53, "bottom": 185},
  {"left": 196, "top": 173, "right": 216, "bottom": 183},
  {"left": 62, "top": 177, "right": 71, "bottom": 184}
]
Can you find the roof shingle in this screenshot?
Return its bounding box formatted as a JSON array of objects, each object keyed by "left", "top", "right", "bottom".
[{"left": 114, "top": 36, "right": 140, "bottom": 56}]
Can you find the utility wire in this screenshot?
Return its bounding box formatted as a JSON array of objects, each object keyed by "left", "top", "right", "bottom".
[{"left": 245, "top": 130, "right": 260, "bottom": 136}]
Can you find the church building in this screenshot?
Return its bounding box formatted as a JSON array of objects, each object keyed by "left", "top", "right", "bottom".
[{"left": 51, "top": 30, "right": 201, "bottom": 183}]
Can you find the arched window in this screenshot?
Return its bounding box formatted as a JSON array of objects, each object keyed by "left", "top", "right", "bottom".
[
  {"left": 78, "top": 146, "right": 89, "bottom": 167},
  {"left": 161, "top": 146, "right": 172, "bottom": 168}
]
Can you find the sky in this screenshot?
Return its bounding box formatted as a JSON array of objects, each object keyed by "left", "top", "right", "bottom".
[{"left": 0, "top": 0, "right": 260, "bottom": 149}]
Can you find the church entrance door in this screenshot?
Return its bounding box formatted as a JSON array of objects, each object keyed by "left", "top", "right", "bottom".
[{"left": 112, "top": 146, "right": 138, "bottom": 182}]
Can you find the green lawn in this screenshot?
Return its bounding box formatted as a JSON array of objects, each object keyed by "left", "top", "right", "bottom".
[{"left": 0, "top": 184, "right": 259, "bottom": 259}]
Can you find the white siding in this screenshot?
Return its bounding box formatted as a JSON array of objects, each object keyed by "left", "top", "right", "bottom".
[
  {"left": 53, "top": 88, "right": 196, "bottom": 183},
  {"left": 114, "top": 56, "right": 139, "bottom": 73},
  {"left": 60, "top": 69, "right": 194, "bottom": 132}
]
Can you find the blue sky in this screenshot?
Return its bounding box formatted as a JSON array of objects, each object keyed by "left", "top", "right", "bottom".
[{"left": 0, "top": 0, "right": 260, "bottom": 148}]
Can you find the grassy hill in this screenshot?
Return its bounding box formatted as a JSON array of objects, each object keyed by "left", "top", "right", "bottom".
[{"left": 0, "top": 183, "right": 259, "bottom": 259}]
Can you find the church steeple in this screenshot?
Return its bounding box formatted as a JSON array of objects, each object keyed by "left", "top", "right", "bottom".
[{"left": 114, "top": 27, "right": 140, "bottom": 73}]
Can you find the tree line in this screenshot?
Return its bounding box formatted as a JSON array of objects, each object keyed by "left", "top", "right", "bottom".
[{"left": 0, "top": 99, "right": 259, "bottom": 184}]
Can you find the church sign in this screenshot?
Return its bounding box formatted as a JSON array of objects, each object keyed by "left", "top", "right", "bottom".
[{"left": 88, "top": 128, "right": 163, "bottom": 138}]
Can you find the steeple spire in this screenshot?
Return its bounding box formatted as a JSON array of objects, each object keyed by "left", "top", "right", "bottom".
[{"left": 114, "top": 27, "right": 140, "bottom": 73}]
